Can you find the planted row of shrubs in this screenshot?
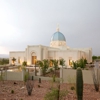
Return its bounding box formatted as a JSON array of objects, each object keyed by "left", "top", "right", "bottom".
[{"left": 72, "top": 58, "right": 87, "bottom": 69}]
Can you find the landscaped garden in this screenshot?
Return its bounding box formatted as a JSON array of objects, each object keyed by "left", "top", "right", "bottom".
[
  {"left": 0, "top": 58, "right": 100, "bottom": 100},
  {"left": 0, "top": 80, "right": 100, "bottom": 100}
]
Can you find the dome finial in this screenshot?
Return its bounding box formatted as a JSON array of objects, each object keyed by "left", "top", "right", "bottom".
[{"left": 56, "top": 24, "right": 59, "bottom": 32}]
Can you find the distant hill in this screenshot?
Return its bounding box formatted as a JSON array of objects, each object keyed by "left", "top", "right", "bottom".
[{"left": 0, "top": 54, "right": 9, "bottom": 58}]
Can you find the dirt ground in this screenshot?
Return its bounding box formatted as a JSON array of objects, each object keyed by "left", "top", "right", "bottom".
[
  {"left": 0, "top": 80, "right": 100, "bottom": 100},
  {"left": 43, "top": 69, "right": 60, "bottom": 77}
]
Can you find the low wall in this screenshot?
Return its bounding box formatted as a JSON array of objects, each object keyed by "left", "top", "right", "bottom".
[
  {"left": 60, "top": 68, "right": 93, "bottom": 84},
  {"left": 6, "top": 70, "right": 24, "bottom": 81},
  {"left": 34, "top": 76, "right": 53, "bottom": 80}
]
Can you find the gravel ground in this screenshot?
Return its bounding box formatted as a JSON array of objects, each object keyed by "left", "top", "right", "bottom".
[
  {"left": 42, "top": 69, "right": 60, "bottom": 77},
  {"left": 0, "top": 80, "right": 100, "bottom": 100}
]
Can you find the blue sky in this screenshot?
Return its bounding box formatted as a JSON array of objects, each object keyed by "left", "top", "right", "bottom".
[{"left": 0, "top": 0, "right": 100, "bottom": 55}]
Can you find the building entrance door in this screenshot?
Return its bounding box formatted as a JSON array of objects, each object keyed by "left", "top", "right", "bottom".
[{"left": 32, "top": 56, "right": 37, "bottom": 64}]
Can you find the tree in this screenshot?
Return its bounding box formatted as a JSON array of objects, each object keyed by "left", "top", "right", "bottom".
[
  {"left": 50, "top": 59, "right": 58, "bottom": 75},
  {"left": 92, "top": 56, "right": 97, "bottom": 62},
  {"left": 0, "top": 58, "right": 9, "bottom": 65},
  {"left": 78, "top": 58, "right": 85, "bottom": 69},
  {"left": 72, "top": 61, "right": 77, "bottom": 69},
  {"left": 22, "top": 61, "right": 27, "bottom": 66},
  {"left": 72, "top": 58, "right": 87, "bottom": 69},
  {"left": 12, "top": 57, "right": 16, "bottom": 65},
  {"left": 37, "top": 59, "right": 49, "bottom": 76},
  {"left": 97, "top": 56, "right": 100, "bottom": 59},
  {"left": 84, "top": 58, "right": 87, "bottom": 64},
  {"left": 59, "top": 58, "right": 65, "bottom": 83}
]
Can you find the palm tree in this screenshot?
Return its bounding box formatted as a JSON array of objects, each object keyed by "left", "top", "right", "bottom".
[
  {"left": 37, "top": 59, "right": 49, "bottom": 76},
  {"left": 22, "top": 61, "right": 27, "bottom": 66},
  {"left": 50, "top": 59, "right": 58, "bottom": 75},
  {"left": 37, "top": 60, "right": 44, "bottom": 76},
  {"left": 92, "top": 56, "right": 97, "bottom": 62},
  {"left": 59, "top": 58, "right": 65, "bottom": 83},
  {"left": 12, "top": 57, "right": 16, "bottom": 65},
  {"left": 43, "top": 59, "right": 49, "bottom": 76}
]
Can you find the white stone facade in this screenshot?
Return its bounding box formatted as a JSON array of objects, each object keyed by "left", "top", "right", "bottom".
[
  {"left": 9, "top": 29, "right": 92, "bottom": 67},
  {"left": 9, "top": 45, "right": 92, "bottom": 66}
]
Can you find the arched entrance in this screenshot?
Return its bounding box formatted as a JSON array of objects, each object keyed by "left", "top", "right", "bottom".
[{"left": 31, "top": 52, "right": 37, "bottom": 65}]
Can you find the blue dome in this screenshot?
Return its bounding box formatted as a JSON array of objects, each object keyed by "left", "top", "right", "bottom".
[{"left": 51, "top": 31, "right": 66, "bottom": 41}]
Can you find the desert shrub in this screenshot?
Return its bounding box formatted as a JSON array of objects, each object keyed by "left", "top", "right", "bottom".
[
  {"left": 11, "top": 90, "right": 14, "bottom": 94},
  {"left": 67, "top": 75, "right": 76, "bottom": 92},
  {"left": 85, "top": 68, "right": 89, "bottom": 70},
  {"left": 92, "top": 67, "right": 100, "bottom": 92},
  {"left": 39, "top": 78, "right": 41, "bottom": 83},
  {"left": 0, "top": 71, "right": 5, "bottom": 83},
  {"left": 52, "top": 75, "right": 56, "bottom": 82},
  {"left": 50, "top": 68, "right": 54, "bottom": 73},
  {"left": 24, "top": 72, "right": 29, "bottom": 83},
  {"left": 84, "top": 58, "right": 87, "bottom": 64},
  {"left": 72, "top": 61, "right": 77, "bottom": 69},
  {"left": 49, "top": 80, "right": 54, "bottom": 90},
  {"left": 37, "top": 59, "right": 49, "bottom": 76},
  {"left": 92, "top": 56, "right": 97, "bottom": 62},
  {"left": 72, "top": 58, "right": 87, "bottom": 69},
  {"left": 26, "top": 80, "right": 34, "bottom": 96},
  {"left": 0, "top": 58, "right": 9, "bottom": 65},
  {"left": 38, "top": 84, "right": 40, "bottom": 88},
  {"left": 49, "top": 77, "right": 60, "bottom": 90},
  {"left": 32, "top": 76, "right": 34, "bottom": 80},
  {"left": 22, "top": 61, "right": 27, "bottom": 66},
  {"left": 44, "top": 85, "right": 67, "bottom": 100},
  {"left": 70, "top": 86, "right": 75, "bottom": 90}
]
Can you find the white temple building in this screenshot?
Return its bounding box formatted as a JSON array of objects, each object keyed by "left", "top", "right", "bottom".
[{"left": 9, "top": 27, "right": 92, "bottom": 67}]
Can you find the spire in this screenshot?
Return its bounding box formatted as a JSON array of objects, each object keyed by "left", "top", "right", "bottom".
[{"left": 56, "top": 24, "right": 59, "bottom": 32}]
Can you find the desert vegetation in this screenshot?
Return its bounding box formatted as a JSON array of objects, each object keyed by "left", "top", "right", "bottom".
[
  {"left": 0, "top": 58, "right": 100, "bottom": 100},
  {"left": 72, "top": 58, "right": 87, "bottom": 69},
  {"left": 0, "top": 58, "right": 9, "bottom": 65},
  {"left": 92, "top": 55, "right": 100, "bottom": 61}
]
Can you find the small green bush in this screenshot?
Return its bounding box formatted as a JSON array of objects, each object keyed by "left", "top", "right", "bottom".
[
  {"left": 52, "top": 75, "right": 56, "bottom": 82},
  {"left": 72, "top": 58, "right": 87, "bottom": 69},
  {"left": 11, "top": 90, "right": 14, "bottom": 94},
  {"left": 70, "top": 86, "right": 75, "bottom": 90},
  {"left": 39, "top": 78, "right": 41, "bottom": 83},
  {"left": 32, "top": 76, "right": 34, "bottom": 80},
  {"left": 50, "top": 68, "right": 53, "bottom": 72},
  {"left": 85, "top": 68, "right": 89, "bottom": 70},
  {"left": 38, "top": 84, "right": 40, "bottom": 88},
  {"left": 24, "top": 72, "right": 29, "bottom": 83},
  {"left": 44, "top": 87, "right": 68, "bottom": 100},
  {"left": 22, "top": 61, "right": 27, "bottom": 66}
]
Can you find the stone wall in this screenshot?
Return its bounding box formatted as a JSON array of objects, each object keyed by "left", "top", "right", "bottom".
[
  {"left": 5, "top": 70, "right": 24, "bottom": 81},
  {"left": 60, "top": 68, "right": 93, "bottom": 84}
]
